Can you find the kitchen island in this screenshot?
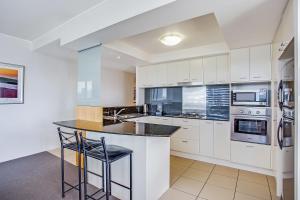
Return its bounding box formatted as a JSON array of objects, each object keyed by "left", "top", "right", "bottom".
[{"left": 54, "top": 119, "right": 180, "bottom": 200}]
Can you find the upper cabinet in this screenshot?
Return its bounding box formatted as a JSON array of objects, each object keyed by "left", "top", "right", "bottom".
[
  {"left": 230, "top": 48, "right": 250, "bottom": 82},
  {"left": 189, "top": 58, "right": 203, "bottom": 83},
  {"left": 203, "top": 56, "right": 217, "bottom": 84},
  {"left": 230, "top": 44, "right": 271, "bottom": 83},
  {"left": 154, "top": 63, "right": 167, "bottom": 87},
  {"left": 216, "top": 55, "right": 230, "bottom": 84},
  {"left": 173, "top": 60, "right": 190, "bottom": 83},
  {"left": 250, "top": 45, "right": 271, "bottom": 81}
]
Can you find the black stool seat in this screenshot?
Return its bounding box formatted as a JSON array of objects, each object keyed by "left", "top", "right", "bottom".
[
  {"left": 86, "top": 145, "right": 133, "bottom": 163},
  {"left": 64, "top": 142, "right": 102, "bottom": 152}
]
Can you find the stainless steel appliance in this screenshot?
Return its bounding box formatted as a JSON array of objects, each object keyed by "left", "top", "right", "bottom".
[
  {"left": 231, "top": 107, "right": 271, "bottom": 145},
  {"left": 231, "top": 85, "right": 270, "bottom": 107},
  {"left": 276, "top": 38, "right": 294, "bottom": 200}
]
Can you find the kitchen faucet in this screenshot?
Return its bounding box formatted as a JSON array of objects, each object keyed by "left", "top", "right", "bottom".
[{"left": 113, "top": 108, "right": 126, "bottom": 119}]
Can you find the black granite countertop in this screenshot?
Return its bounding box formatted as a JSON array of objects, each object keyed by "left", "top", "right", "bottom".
[{"left": 53, "top": 119, "right": 180, "bottom": 137}]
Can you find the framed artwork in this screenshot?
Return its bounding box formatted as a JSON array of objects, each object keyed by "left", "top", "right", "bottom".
[{"left": 0, "top": 62, "right": 24, "bottom": 104}]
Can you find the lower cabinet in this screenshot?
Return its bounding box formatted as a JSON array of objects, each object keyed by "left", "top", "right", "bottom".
[
  {"left": 171, "top": 138, "right": 200, "bottom": 154},
  {"left": 213, "top": 121, "right": 231, "bottom": 160},
  {"left": 199, "top": 120, "right": 214, "bottom": 157},
  {"left": 231, "top": 141, "right": 271, "bottom": 169}
]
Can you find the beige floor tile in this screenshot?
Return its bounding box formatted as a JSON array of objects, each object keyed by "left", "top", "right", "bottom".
[
  {"left": 172, "top": 177, "right": 205, "bottom": 196},
  {"left": 271, "top": 195, "right": 281, "bottom": 200},
  {"left": 171, "top": 158, "right": 194, "bottom": 168},
  {"left": 267, "top": 176, "right": 276, "bottom": 196},
  {"left": 199, "top": 184, "right": 235, "bottom": 200},
  {"left": 239, "top": 170, "right": 268, "bottom": 186},
  {"left": 207, "top": 174, "right": 237, "bottom": 190},
  {"left": 182, "top": 168, "right": 210, "bottom": 182},
  {"left": 212, "top": 165, "right": 238, "bottom": 178},
  {"left": 234, "top": 192, "right": 264, "bottom": 200},
  {"left": 190, "top": 161, "right": 214, "bottom": 172},
  {"left": 160, "top": 188, "right": 196, "bottom": 200},
  {"left": 236, "top": 180, "right": 271, "bottom": 200}
]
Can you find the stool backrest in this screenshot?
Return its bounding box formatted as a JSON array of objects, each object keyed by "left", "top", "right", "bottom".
[
  {"left": 57, "top": 127, "right": 80, "bottom": 150},
  {"left": 79, "top": 134, "right": 109, "bottom": 162}
]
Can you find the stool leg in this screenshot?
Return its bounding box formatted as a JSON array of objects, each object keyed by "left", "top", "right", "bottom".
[
  {"left": 105, "top": 162, "right": 110, "bottom": 200},
  {"left": 78, "top": 152, "right": 82, "bottom": 200},
  {"left": 61, "top": 147, "right": 65, "bottom": 198},
  {"left": 102, "top": 161, "right": 104, "bottom": 191},
  {"left": 109, "top": 163, "right": 112, "bottom": 195},
  {"left": 129, "top": 154, "right": 132, "bottom": 200},
  {"left": 83, "top": 154, "right": 88, "bottom": 200}
]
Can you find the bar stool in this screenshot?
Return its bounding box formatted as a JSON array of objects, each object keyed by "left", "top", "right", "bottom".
[
  {"left": 80, "top": 134, "right": 133, "bottom": 200},
  {"left": 57, "top": 127, "right": 83, "bottom": 199}
]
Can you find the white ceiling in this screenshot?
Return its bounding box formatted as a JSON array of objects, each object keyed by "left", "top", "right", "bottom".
[
  {"left": 0, "top": 0, "right": 105, "bottom": 40},
  {"left": 120, "top": 14, "right": 225, "bottom": 54}
]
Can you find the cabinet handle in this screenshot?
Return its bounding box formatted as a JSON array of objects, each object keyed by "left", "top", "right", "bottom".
[
  {"left": 181, "top": 140, "right": 188, "bottom": 143},
  {"left": 252, "top": 76, "right": 261, "bottom": 79},
  {"left": 246, "top": 145, "right": 254, "bottom": 148},
  {"left": 182, "top": 127, "right": 189, "bottom": 130},
  {"left": 240, "top": 77, "right": 247, "bottom": 80},
  {"left": 163, "top": 119, "right": 168, "bottom": 121}
]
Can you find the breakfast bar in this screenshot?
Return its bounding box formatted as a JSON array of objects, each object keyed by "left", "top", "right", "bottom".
[{"left": 54, "top": 119, "right": 180, "bottom": 200}]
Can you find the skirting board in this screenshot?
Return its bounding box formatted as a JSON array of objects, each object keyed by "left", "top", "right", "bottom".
[{"left": 171, "top": 150, "right": 275, "bottom": 177}]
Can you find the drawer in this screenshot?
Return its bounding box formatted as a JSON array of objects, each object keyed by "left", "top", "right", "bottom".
[
  {"left": 171, "top": 138, "right": 199, "bottom": 154},
  {"left": 231, "top": 141, "right": 271, "bottom": 169},
  {"left": 172, "top": 118, "right": 200, "bottom": 126},
  {"left": 172, "top": 126, "right": 199, "bottom": 140}
]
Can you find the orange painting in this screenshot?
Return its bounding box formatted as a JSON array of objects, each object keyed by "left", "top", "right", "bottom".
[{"left": 0, "top": 68, "right": 18, "bottom": 79}]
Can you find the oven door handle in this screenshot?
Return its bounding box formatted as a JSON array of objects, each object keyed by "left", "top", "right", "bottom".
[
  {"left": 277, "top": 80, "right": 283, "bottom": 111},
  {"left": 232, "top": 116, "right": 271, "bottom": 121},
  {"left": 277, "top": 118, "right": 283, "bottom": 150}
]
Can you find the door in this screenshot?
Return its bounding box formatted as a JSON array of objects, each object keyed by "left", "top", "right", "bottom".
[
  {"left": 189, "top": 58, "right": 203, "bottom": 83},
  {"left": 217, "top": 55, "right": 230, "bottom": 83},
  {"left": 199, "top": 120, "right": 214, "bottom": 157},
  {"left": 250, "top": 45, "right": 271, "bottom": 81},
  {"left": 203, "top": 57, "right": 217, "bottom": 84},
  {"left": 230, "top": 48, "right": 250, "bottom": 82},
  {"left": 214, "top": 121, "right": 230, "bottom": 160}
]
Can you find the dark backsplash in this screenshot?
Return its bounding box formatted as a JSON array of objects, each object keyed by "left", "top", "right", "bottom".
[
  {"left": 103, "top": 105, "right": 143, "bottom": 116},
  {"left": 145, "top": 85, "right": 230, "bottom": 119}
]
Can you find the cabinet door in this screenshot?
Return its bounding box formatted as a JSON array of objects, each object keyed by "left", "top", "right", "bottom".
[
  {"left": 171, "top": 138, "right": 200, "bottom": 154},
  {"left": 174, "top": 60, "right": 190, "bottom": 83},
  {"left": 172, "top": 126, "right": 200, "bottom": 140},
  {"left": 199, "top": 120, "right": 214, "bottom": 157},
  {"left": 231, "top": 141, "right": 271, "bottom": 169},
  {"left": 214, "top": 121, "right": 230, "bottom": 160},
  {"left": 166, "top": 63, "right": 178, "bottom": 86},
  {"left": 137, "top": 67, "right": 148, "bottom": 88},
  {"left": 250, "top": 45, "right": 271, "bottom": 81},
  {"left": 230, "top": 48, "right": 250, "bottom": 82},
  {"left": 217, "top": 55, "right": 230, "bottom": 84},
  {"left": 203, "top": 57, "right": 217, "bottom": 84},
  {"left": 154, "top": 63, "right": 167, "bottom": 86},
  {"left": 189, "top": 58, "right": 203, "bottom": 83}
]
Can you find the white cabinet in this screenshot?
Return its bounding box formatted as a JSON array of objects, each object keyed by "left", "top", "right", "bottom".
[
  {"left": 231, "top": 141, "right": 271, "bottom": 169},
  {"left": 250, "top": 45, "right": 271, "bottom": 81},
  {"left": 137, "top": 66, "right": 156, "bottom": 88},
  {"left": 173, "top": 60, "right": 190, "bottom": 83},
  {"left": 199, "top": 120, "right": 214, "bottom": 157},
  {"left": 154, "top": 63, "right": 167, "bottom": 86},
  {"left": 171, "top": 138, "right": 200, "bottom": 154},
  {"left": 189, "top": 58, "right": 203, "bottom": 83},
  {"left": 216, "top": 55, "right": 230, "bottom": 83},
  {"left": 203, "top": 57, "right": 217, "bottom": 84},
  {"left": 230, "top": 48, "right": 250, "bottom": 82},
  {"left": 166, "top": 63, "right": 178, "bottom": 86},
  {"left": 213, "top": 121, "right": 230, "bottom": 160},
  {"left": 137, "top": 67, "right": 147, "bottom": 88}
]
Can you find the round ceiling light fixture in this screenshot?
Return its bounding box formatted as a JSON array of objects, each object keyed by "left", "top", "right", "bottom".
[{"left": 159, "top": 33, "right": 183, "bottom": 46}]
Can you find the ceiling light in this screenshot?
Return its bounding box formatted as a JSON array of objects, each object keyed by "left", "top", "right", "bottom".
[
  {"left": 159, "top": 33, "right": 183, "bottom": 46},
  {"left": 116, "top": 56, "right": 121, "bottom": 59}
]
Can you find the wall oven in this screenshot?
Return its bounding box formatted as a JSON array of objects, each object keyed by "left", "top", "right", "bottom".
[
  {"left": 231, "top": 107, "right": 271, "bottom": 145},
  {"left": 232, "top": 89, "right": 269, "bottom": 106}
]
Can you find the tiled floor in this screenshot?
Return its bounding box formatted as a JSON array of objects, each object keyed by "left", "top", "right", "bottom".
[
  {"left": 49, "top": 149, "right": 279, "bottom": 200},
  {"left": 161, "top": 155, "right": 279, "bottom": 200}
]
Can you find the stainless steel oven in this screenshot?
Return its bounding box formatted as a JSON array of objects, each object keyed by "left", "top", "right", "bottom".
[
  {"left": 232, "top": 89, "right": 269, "bottom": 106},
  {"left": 231, "top": 107, "right": 271, "bottom": 145}
]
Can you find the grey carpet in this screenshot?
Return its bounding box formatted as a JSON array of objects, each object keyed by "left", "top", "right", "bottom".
[{"left": 0, "top": 152, "right": 118, "bottom": 200}]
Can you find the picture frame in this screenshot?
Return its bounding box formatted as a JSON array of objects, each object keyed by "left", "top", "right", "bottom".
[{"left": 0, "top": 62, "right": 24, "bottom": 104}]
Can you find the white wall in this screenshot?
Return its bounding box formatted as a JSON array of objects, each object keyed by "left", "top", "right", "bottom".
[
  {"left": 100, "top": 67, "right": 135, "bottom": 107},
  {"left": 0, "top": 33, "right": 77, "bottom": 163}
]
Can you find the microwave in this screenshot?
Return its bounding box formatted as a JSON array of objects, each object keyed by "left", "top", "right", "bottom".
[{"left": 232, "top": 89, "right": 269, "bottom": 106}]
